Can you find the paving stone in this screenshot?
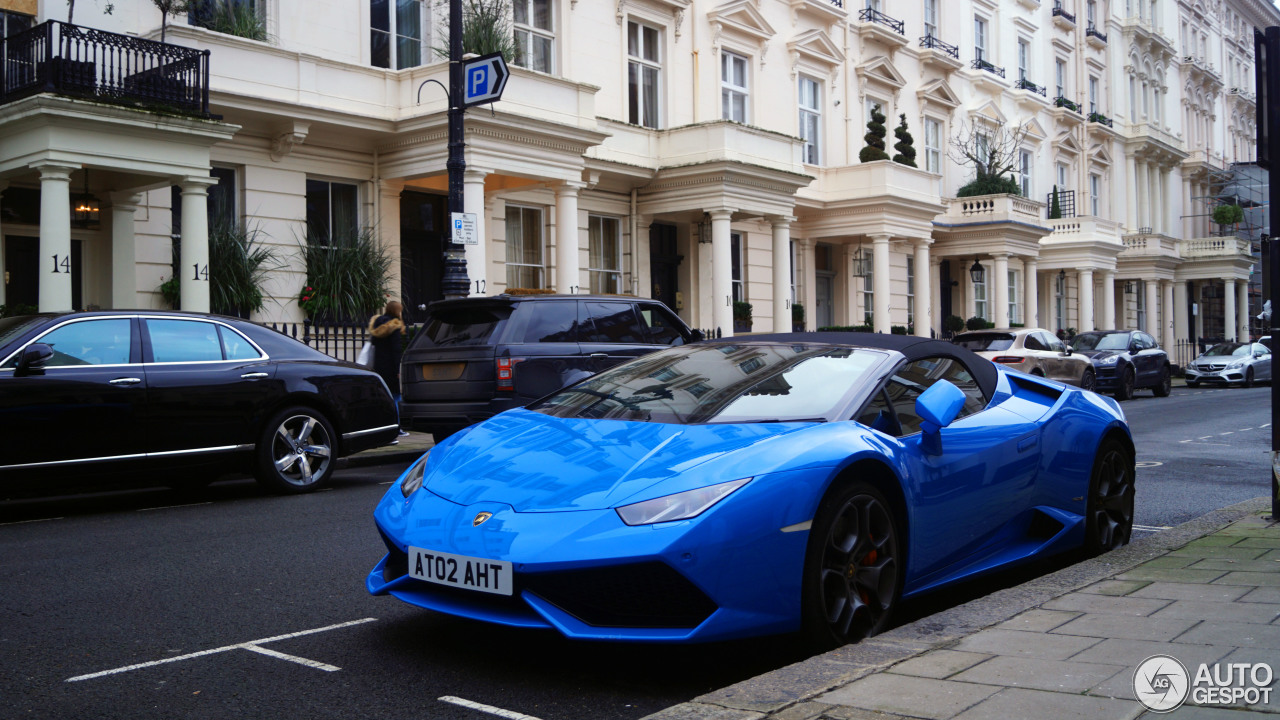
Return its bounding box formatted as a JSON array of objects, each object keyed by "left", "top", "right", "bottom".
[
  {"left": 995, "top": 609, "right": 1080, "bottom": 632},
  {"left": 951, "top": 655, "right": 1124, "bottom": 693},
  {"left": 951, "top": 688, "right": 1143, "bottom": 720},
  {"left": 820, "top": 708, "right": 917, "bottom": 720},
  {"left": 1070, "top": 638, "right": 1235, "bottom": 670},
  {"left": 1088, "top": 667, "right": 1139, "bottom": 701},
  {"left": 1141, "top": 556, "right": 1200, "bottom": 569},
  {"left": 1115, "top": 568, "right": 1228, "bottom": 584},
  {"left": 1081, "top": 580, "right": 1151, "bottom": 596},
  {"left": 1171, "top": 546, "right": 1270, "bottom": 560},
  {"left": 1215, "top": 525, "right": 1280, "bottom": 537},
  {"left": 1236, "top": 538, "right": 1280, "bottom": 549},
  {"left": 1052, "top": 613, "right": 1200, "bottom": 642},
  {"left": 1139, "top": 707, "right": 1278, "bottom": 719},
  {"left": 1190, "top": 559, "right": 1280, "bottom": 573},
  {"left": 1183, "top": 536, "right": 1248, "bottom": 548},
  {"left": 771, "top": 702, "right": 833, "bottom": 720},
  {"left": 1129, "top": 582, "right": 1251, "bottom": 603},
  {"left": 1150, "top": 600, "right": 1280, "bottom": 624},
  {"left": 1213, "top": 572, "right": 1280, "bottom": 587},
  {"left": 1221, "top": 646, "right": 1280, "bottom": 669},
  {"left": 887, "top": 650, "right": 992, "bottom": 680},
  {"left": 816, "top": 674, "right": 999, "bottom": 720},
  {"left": 1043, "top": 593, "right": 1171, "bottom": 617},
  {"left": 953, "top": 628, "right": 1103, "bottom": 661},
  {"left": 1242, "top": 587, "right": 1280, "bottom": 604},
  {"left": 1177, "top": 621, "right": 1280, "bottom": 649}
]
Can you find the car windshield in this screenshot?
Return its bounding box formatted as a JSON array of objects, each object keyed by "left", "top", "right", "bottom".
[
  {"left": 1204, "top": 343, "right": 1248, "bottom": 357},
  {"left": 413, "top": 305, "right": 511, "bottom": 348},
  {"left": 529, "top": 343, "right": 885, "bottom": 424},
  {"left": 0, "top": 315, "right": 46, "bottom": 355},
  {"left": 1071, "top": 333, "right": 1129, "bottom": 351},
  {"left": 953, "top": 333, "right": 1015, "bottom": 351}
]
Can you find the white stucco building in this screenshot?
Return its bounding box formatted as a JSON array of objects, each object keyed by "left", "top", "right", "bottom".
[{"left": 1, "top": 0, "right": 1275, "bottom": 354}]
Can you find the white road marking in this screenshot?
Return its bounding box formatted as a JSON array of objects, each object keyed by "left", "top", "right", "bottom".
[
  {"left": 241, "top": 644, "right": 340, "bottom": 672},
  {"left": 1221, "top": 432, "right": 1235, "bottom": 435},
  {"left": 138, "top": 502, "right": 212, "bottom": 512},
  {"left": 1179, "top": 439, "right": 1194, "bottom": 443},
  {"left": 439, "top": 696, "right": 544, "bottom": 720},
  {"left": 1133, "top": 524, "right": 1173, "bottom": 531},
  {"left": 1200, "top": 436, "right": 1214, "bottom": 440},
  {"left": 1241, "top": 428, "right": 1255, "bottom": 432},
  {"left": 0, "top": 517, "right": 64, "bottom": 526},
  {"left": 379, "top": 481, "right": 395, "bottom": 485},
  {"left": 65, "top": 617, "right": 376, "bottom": 682}
]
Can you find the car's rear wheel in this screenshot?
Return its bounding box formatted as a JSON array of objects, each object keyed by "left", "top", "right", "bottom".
[
  {"left": 802, "top": 481, "right": 902, "bottom": 650},
  {"left": 1243, "top": 367, "right": 1255, "bottom": 388},
  {"left": 1080, "top": 368, "right": 1096, "bottom": 392},
  {"left": 1084, "top": 438, "right": 1134, "bottom": 556},
  {"left": 1153, "top": 366, "right": 1172, "bottom": 397},
  {"left": 1031, "top": 368, "right": 1045, "bottom": 377},
  {"left": 255, "top": 406, "right": 336, "bottom": 494},
  {"left": 1114, "top": 367, "right": 1135, "bottom": 401}
]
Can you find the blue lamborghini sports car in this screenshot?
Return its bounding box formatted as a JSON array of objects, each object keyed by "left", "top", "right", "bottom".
[{"left": 367, "top": 333, "right": 1134, "bottom": 648}]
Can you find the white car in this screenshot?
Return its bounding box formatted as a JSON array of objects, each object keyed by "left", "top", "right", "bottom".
[
  {"left": 1185, "top": 341, "right": 1272, "bottom": 387},
  {"left": 952, "top": 327, "right": 1096, "bottom": 390}
]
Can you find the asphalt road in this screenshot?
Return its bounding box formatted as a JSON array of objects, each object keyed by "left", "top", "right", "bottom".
[{"left": 0, "top": 384, "right": 1270, "bottom": 720}]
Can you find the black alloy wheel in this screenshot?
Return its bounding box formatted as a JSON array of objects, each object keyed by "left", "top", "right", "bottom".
[
  {"left": 1115, "top": 367, "right": 1135, "bottom": 401},
  {"left": 802, "top": 482, "right": 902, "bottom": 650},
  {"left": 255, "top": 406, "right": 337, "bottom": 494},
  {"left": 1243, "top": 367, "right": 1255, "bottom": 388},
  {"left": 1080, "top": 368, "right": 1096, "bottom": 392},
  {"left": 1153, "top": 366, "right": 1172, "bottom": 397},
  {"left": 1084, "top": 439, "right": 1135, "bottom": 556}
]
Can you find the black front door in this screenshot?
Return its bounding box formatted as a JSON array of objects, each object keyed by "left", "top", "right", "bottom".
[
  {"left": 400, "top": 191, "right": 447, "bottom": 324},
  {"left": 649, "top": 224, "right": 680, "bottom": 310},
  {"left": 3, "top": 236, "right": 81, "bottom": 311},
  {"left": 939, "top": 259, "right": 953, "bottom": 328}
]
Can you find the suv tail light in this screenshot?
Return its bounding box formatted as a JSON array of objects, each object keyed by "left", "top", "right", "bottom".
[
  {"left": 992, "top": 356, "right": 1026, "bottom": 364},
  {"left": 496, "top": 357, "right": 526, "bottom": 391}
]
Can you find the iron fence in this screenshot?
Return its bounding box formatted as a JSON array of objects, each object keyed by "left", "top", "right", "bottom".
[
  {"left": 919, "top": 34, "right": 959, "bottom": 59},
  {"left": 268, "top": 319, "right": 423, "bottom": 364}
]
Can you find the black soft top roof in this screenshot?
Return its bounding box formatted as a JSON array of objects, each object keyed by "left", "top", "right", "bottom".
[{"left": 704, "top": 332, "right": 998, "bottom": 400}]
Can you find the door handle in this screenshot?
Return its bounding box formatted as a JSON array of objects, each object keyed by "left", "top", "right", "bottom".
[
  {"left": 589, "top": 353, "right": 608, "bottom": 359},
  {"left": 241, "top": 372, "right": 270, "bottom": 379},
  {"left": 109, "top": 377, "right": 142, "bottom": 385}
]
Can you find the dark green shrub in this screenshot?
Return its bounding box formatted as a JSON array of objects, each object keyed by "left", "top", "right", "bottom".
[
  {"left": 892, "top": 114, "right": 917, "bottom": 167},
  {"left": 1049, "top": 185, "right": 1062, "bottom": 219},
  {"left": 966, "top": 316, "right": 992, "bottom": 331},
  {"left": 891, "top": 325, "right": 908, "bottom": 335},
  {"left": 209, "top": 217, "right": 279, "bottom": 317},
  {"left": 1213, "top": 204, "right": 1244, "bottom": 226},
  {"left": 301, "top": 226, "right": 393, "bottom": 321},
  {"left": 944, "top": 314, "right": 966, "bottom": 333},
  {"left": 859, "top": 104, "right": 890, "bottom": 163},
  {"left": 958, "top": 174, "right": 1022, "bottom": 197}
]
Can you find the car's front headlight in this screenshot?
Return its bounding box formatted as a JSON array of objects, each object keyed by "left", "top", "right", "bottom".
[
  {"left": 400, "top": 450, "right": 431, "bottom": 498},
  {"left": 616, "top": 478, "right": 751, "bottom": 526},
  {"left": 1097, "top": 355, "right": 1119, "bottom": 366},
  {"left": 1228, "top": 359, "right": 1247, "bottom": 369}
]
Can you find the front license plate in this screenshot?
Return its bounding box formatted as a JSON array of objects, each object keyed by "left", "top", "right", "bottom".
[{"left": 407, "top": 547, "right": 513, "bottom": 596}]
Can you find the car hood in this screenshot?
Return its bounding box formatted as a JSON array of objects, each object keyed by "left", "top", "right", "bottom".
[
  {"left": 1077, "top": 350, "right": 1121, "bottom": 361},
  {"left": 424, "top": 408, "right": 807, "bottom": 512}
]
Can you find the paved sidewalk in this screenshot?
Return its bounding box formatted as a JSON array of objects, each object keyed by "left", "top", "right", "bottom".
[{"left": 647, "top": 497, "right": 1280, "bottom": 720}]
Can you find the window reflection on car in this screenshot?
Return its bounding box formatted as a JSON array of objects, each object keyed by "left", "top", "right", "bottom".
[
  {"left": 1203, "top": 343, "right": 1250, "bottom": 357},
  {"left": 1071, "top": 332, "right": 1130, "bottom": 352}
]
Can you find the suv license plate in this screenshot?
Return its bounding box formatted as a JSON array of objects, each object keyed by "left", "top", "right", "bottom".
[{"left": 408, "top": 547, "right": 513, "bottom": 596}]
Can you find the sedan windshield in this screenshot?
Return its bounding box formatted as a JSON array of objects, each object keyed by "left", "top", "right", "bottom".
[
  {"left": 529, "top": 343, "right": 885, "bottom": 424},
  {"left": 1071, "top": 333, "right": 1129, "bottom": 351},
  {"left": 1204, "top": 343, "right": 1248, "bottom": 357},
  {"left": 953, "top": 333, "right": 1015, "bottom": 351}
]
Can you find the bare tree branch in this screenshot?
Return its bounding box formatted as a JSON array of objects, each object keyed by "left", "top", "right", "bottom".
[{"left": 947, "top": 118, "right": 1031, "bottom": 181}]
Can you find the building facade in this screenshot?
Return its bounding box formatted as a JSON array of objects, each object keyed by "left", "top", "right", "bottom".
[{"left": 1, "top": 0, "right": 1275, "bottom": 355}]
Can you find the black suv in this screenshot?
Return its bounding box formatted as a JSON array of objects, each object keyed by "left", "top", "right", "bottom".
[{"left": 400, "top": 295, "right": 699, "bottom": 439}]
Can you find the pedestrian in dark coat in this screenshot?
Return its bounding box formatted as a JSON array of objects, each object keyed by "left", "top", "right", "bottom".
[{"left": 370, "top": 300, "right": 409, "bottom": 437}]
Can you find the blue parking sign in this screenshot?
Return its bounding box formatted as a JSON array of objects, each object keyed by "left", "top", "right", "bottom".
[{"left": 461, "top": 52, "right": 508, "bottom": 108}]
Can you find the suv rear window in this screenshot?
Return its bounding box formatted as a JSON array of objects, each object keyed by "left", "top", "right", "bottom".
[
  {"left": 503, "top": 301, "right": 579, "bottom": 344},
  {"left": 415, "top": 305, "right": 512, "bottom": 348},
  {"left": 953, "top": 333, "right": 1016, "bottom": 351}
]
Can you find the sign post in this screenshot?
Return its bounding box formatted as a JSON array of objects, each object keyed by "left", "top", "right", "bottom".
[{"left": 1256, "top": 28, "right": 1280, "bottom": 520}]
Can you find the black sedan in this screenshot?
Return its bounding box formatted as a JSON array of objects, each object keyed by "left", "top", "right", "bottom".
[
  {"left": 0, "top": 311, "right": 399, "bottom": 496},
  {"left": 1069, "top": 330, "right": 1172, "bottom": 400}
]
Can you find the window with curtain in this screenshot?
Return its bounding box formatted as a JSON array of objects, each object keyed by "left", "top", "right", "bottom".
[
  {"left": 1018, "top": 39, "right": 1030, "bottom": 81},
  {"left": 506, "top": 205, "right": 545, "bottom": 289},
  {"left": 1055, "top": 272, "right": 1066, "bottom": 330},
  {"left": 974, "top": 267, "right": 988, "bottom": 321},
  {"left": 974, "top": 16, "right": 987, "bottom": 61},
  {"left": 588, "top": 215, "right": 621, "bottom": 294},
  {"left": 731, "top": 232, "right": 745, "bottom": 302},
  {"left": 907, "top": 257, "right": 915, "bottom": 328},
  {"left": 1136, "top": 280, "right": 1147, "bottom": 331},
  {"left": 628, "top": 21, "right": 661, "bottom": 128},
  {"left": 1019, "top": 150, "right": 1033, "bottom": 197},
  {"left": 863, "top": 249, "right": 874, "bottom": 326},
  {"left": 924, "top": 0, "right": 938, "bottom": 38},
  {"left": 1008, "top": 270, "right": 1020, "bottom": 324},
  {"left": 721, "top": 51, "right": 749, "bottom": 123},
  {"left": 370, "top": 0, "right": 425, "bottom": 70},
  {"left": 305, "top": 179, "right": 358, "bottom": 245},
  {"left": 925, "top": 117, "right": 942, "bottom": 174},
  {"left": 1090, "top": 174, "right": 1101, "bottom": 216},
  {"left": 513, "top": 0, "right": 554, "bottom": 73},
  {"left": 1056, "top": 59, "right": 1067, "bottom": 97},
  {"left": 799, "top": 75, "right": 821, "bottom": 165}
]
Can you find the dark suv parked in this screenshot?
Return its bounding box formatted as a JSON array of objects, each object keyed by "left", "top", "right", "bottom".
[
  {"left": 399, "top": 295, "right": 699, "bottom": 439},
  {"left": 1068, "top": 329, "right": 1172, "bottom": 400}
]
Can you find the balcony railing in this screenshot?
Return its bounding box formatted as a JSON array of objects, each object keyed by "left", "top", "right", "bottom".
[
  {"left": 0, "top": 20, "right": 211, "bottom": 116},
  {"left": 1088, "top": 108, "right": 1113, "bottom": 126},
  {"left": 1086, "top": 23, "right": 1108, "bottom": 42},
  {"left": 1052, "top": 3, "right": 1076, "bottom": 23},
  {"left": 857, "top": 7, "right": 904, "bottom": 35},
  {"left": 1054, "top": 96, "right": 1081, "bottom": 113},
  {"left": 919, "top": 34, "right": 959, "bottom": 59},
  {"left": 972, "top": 58, "right": 1005, "bottom": 78},
  {"left": 829, "top": 0, "right": 843, "bottom": 6},
  {"left": 1046, "top": 189, "right": 1076, "bottom": 218},
  {"left": 1016, "top": 78, "right": 1047, "bottom": 96}
]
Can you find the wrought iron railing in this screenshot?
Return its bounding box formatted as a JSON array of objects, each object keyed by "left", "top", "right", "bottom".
[
  {"left": 1086, "top": 23, "right": 1108, "bottom": 42},
  {"left": 971, "top": 58, "right": 1005, "bottom": 77},
  {"left": 829, "top": 0, "right": 843, "bottom": 7},
  {"left": 1046, "top": 189, "right": 1076, "bottom": 218},
  {"left": 1052, "top": 3, "right": 1076, "bottom": 23},
  {"left": 919, "top": 34, "right": 959, "bottom": 59},
  {"left": 0, "top": 20, "right": 211, "bottom": 116},
  {"left": 1016, "top": 78, "right": 1047, "bottom": 96},
  {"left": 857, "top": 7, "right": 905, "bottom": 35},
  {"left": 1088, "top": 107, "right": 1113, "bottom": 126},
  {"left": 1054, "top": 95, "right": 1081, "bottom": 112}
]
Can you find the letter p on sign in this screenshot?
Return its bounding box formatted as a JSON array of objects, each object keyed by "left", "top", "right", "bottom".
[{"left": 468, "top": 66, "right": 488, "bottom": 97}]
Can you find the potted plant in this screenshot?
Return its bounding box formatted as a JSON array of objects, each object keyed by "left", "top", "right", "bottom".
[
  {"left": 210, "top": 217, "right": 279, "bottom": 318},
  {"left": 859, "top": 104, "right": 891, "bottom": 163},
  {"left": 1212, "top": 204, "right": 1244, "bottom": 232},
  {"left": 733, "top": 301, "right": 753, "bottom": 333},
  {"left": 300, "top": 226, "right": 392, "bottom": 322}
]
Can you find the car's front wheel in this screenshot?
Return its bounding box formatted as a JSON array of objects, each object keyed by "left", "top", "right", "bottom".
[
  {"left": 1153, "top": 366, "right": 1172, "bottom": 397},
  {"left": 1243, "top": 367, "right": 1255, "bottom": 388},
  {"left": 1114, "top": 367, "right": 1135, "bottom": 401},
  {"left": 1084, "top": 438, "right": 1134, "bottom": 556},
  {"left": 1080, "top": 368, "right": 1096, "bottom": 392},
  {"left": 255, "top": 406, "right": 336, "bottom": 494},
  {"left": 802, "top": 481, "right": 902, "bottom": 650}
]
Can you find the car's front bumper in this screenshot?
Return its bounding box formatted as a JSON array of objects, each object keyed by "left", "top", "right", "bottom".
[{"left": 1185, "top": 365, "right": 1246, "bottom": 383}]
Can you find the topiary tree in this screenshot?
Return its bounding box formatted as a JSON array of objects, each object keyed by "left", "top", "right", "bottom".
[
  {"left": 1049, "top": 185, "right": 1062, "bottom": 219},
  {"left": 892, "top": 114, "right": 917, "bottom": 167},
  {"left": 859, "top": 104, "right": 891, "bottom": 163}
]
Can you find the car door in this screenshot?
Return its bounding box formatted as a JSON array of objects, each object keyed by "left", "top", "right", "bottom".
[
  {"left": 0, "top": 316, "right": 147, "bottom": 469},
  {"left": 141, "top": 318, "right": 277, "bottom": 456},
  {"left": 1043, "top": 332, "right": 1075, "bottom": 383},
  {"left": 856, "top": 356, "right": 1040, "bottom": 584},
  {"left": 578, "top": 300, "right": 654, "bottom": 372},
  {"left": 1133, "top": 333, "right": 1159, "bottom": 385},
  {"left": 1253, "top": 342, "right": 1272, "bottom": 381},
  {"left": 1021, "top": 332, "right": 1052, "bottom": 376}
]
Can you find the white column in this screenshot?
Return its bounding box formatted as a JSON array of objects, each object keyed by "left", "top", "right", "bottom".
[
  {"left": 1167, "top": 167, "right": 1181, "bottom": 239},
  {"left": 1162, "top": 280, "right": 1176, "bottom": 350},
  {"left": 801, "top": 239, "right": 817, "bottom": 331},
  {"left": 464, "top": 169, "right": 489, "bottom": 297},
  {"left": 1152, "top": 166, "right": 1165, "bottom": 234},
  {"left": 37, "top": 163, "right": 76, "bottom": 312},
  {"left": 1102, "top": 271, "right": 1116, "bottom": 330},
  {"left": 929, "top": 256, "right": 943, "bottom": 336},
  {"left": 1078, "top": 268, "right": 1095, "bottom": 332},
  {"left": 110, "top": 192, "right": 143, "bottom": 310},
  {"left": 1145, "top": 279, "right": 1160, "bottom": 336},
  {"left": 1125, "top": 154, "right": 1138, "bottom": 233},
  {"left": 913, "top": 239, "right": 932, "bottom": 337},
  {"left": 1237, "top": 280, "right": 1250, "bottom": 341},
  {"left": 179, "top": 177, "right": 215, "bottom": 313},
  {"left": 554, "top": 182, "right": 582, "bottom": 294},
  {"left": 1224, "top": 279, "right": 1237, "bottom": 341},
  {"left": 845, "top": 245, "right": 861, "bottom": 326},
  {"left": 378, "top": 180, "right": 405, "bottom": 313},
  {"left": 872, "top": 234, "right": 891, "bottom": 333},
  {"left": 1024, "top": 258, "right": 1038, "bottom": 330},
  {"left": 770, "top": 216, "right": 793, "bottom": 333},
  {"left": 1173, "top": 279, "right": 1188, "bottom": 343},
  {"left": 993, "top": 253, "right": 1010, "bottom": 329},
  {"left": 710, "top": 208, "right": 734, "bottom": 336},
  {"left": 1135, "top": 160, "right": 1149, "bottom": 230}
]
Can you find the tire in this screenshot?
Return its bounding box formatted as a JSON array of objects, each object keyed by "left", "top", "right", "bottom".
[
  {"left": 1153, "top": 365, "right": 1172, "bottom": 397},
  {"left": 1083, "top": 438, "right": 1135, "bottom": 556},
  {"left": 801, "top": 481, "right": 903, "bottom": 650},
  {"left": 1080, "top": 368, "right": 1096, "bottom": 392},
  {"left": 255, "top": 406, "right": 337, "bottom": 494},
  {"left": 1243, "top": 367, "right": 1255, "bottom": 388},
  {"left": 1114, "top": 367, "right": 1135, "bottom": 401},
  {"left": 1031, "top": 369, "right": 1045, "bottom": 377}
]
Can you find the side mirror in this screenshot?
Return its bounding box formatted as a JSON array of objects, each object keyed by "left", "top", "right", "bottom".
[
  {"left": 915, "top": 380, "right": 966, "bottom": 435},
  {"left": 15, "top": 343, "right": 53, "bottom": 374},
  {"left": 689, "top": 329, "right": 705, "bottom": 342},
  {"left": 1063, "top": 346, "right": 1073, "bottom": 356}
]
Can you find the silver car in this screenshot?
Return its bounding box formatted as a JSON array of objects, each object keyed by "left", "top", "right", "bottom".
[
  {"left": 1185, "top": 341, "right": 1272, "bottom": 387},
  {"left": 952, "top": 327, "right": 1096, "bottom": 390}
]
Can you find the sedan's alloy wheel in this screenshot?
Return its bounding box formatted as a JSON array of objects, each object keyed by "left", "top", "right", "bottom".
[{"left": 272, "top": 414, "right": 333, "bottom": 485}]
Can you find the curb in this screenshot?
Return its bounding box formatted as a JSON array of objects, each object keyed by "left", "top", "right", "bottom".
[
  {"left": 642, "top": 495, "right": 1272, "bottom": 720},
  {"left": 339, "top": 447, "right": 429, "bottom": 470}
]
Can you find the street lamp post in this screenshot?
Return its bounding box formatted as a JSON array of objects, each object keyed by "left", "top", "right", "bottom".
[{"left": 442, "top": 0, "right": 470, "bottom": 300}]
